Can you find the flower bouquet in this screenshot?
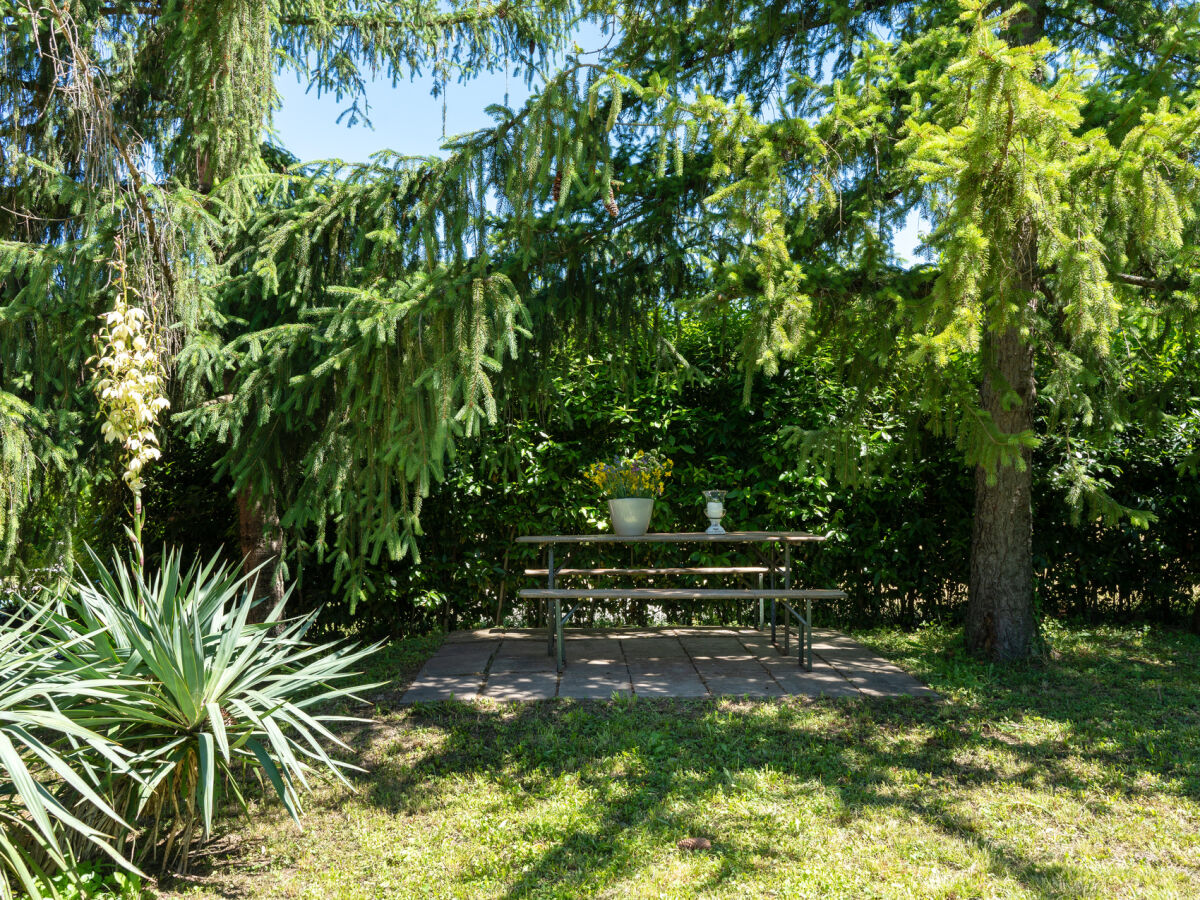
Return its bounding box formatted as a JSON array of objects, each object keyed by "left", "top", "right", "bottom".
[{"left": 585, "top": 450, "right": 673, "bottom": 536}]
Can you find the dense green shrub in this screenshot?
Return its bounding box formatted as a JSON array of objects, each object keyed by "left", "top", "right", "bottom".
[
  {"left": 280, "top": 328, "right": 1197, "bottom": 638},
  {"left": 1032, "top": 426, "right": 1200, "bottom": 624}
]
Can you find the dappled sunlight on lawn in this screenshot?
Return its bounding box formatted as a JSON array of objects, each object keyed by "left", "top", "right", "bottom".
[{"left": 160, "top": 624, "right": 1200, "bottom": 899}]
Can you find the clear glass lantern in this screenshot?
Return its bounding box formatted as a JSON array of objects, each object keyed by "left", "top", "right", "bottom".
[{"left": 702, "top": 489, "right": 727, "bottom": 534}]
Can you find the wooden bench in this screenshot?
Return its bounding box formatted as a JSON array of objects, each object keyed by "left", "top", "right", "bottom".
[
  {"left": 524, "top": 566, "right": 787, "bottom": 636},
  {"left": 516, "top": 531, "right": 843, "bottom": 673},
  {"left": 517, "top": 587, "right": 846, "bottom": 671},
  {"left": 524, "top": 566, "right": 783, "bottom": 577}
]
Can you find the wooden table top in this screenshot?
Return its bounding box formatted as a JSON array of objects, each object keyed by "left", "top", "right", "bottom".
[{"left": 515, "top": 531, "right": 831, "bottom": 545}]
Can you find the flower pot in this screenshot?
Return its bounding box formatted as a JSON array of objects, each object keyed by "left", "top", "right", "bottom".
[{"left": 607, "top": 498, "right": 654, "bottom": 536}]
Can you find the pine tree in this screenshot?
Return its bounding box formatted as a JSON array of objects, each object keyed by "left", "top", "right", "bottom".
[
  {"left": 3, "top": 0, "right": 1197, "bottom": 653},
  {"left": 625, "top": 0, "right": 1199, "bottom": 659},
  {"left": 0, "top": 0, "right": 586, "bottom": 596}
]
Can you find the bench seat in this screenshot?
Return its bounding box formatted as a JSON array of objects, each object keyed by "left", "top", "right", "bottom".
[
  {"left": 523, "top": 566, "right": 781, "bottom": 577},
  {"left": 518, "top": 588, "right": 845, "bottom": 601}
]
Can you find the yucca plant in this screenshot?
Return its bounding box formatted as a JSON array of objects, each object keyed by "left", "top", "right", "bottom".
[
  {"left": 0, "top": 604, "right": 137, "bottom": 900},
  {"left": 47, "top": 549, "right": 379, "bottom": 873}
]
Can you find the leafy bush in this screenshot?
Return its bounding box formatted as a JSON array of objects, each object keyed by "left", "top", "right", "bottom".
[
  {"left": 42, "top": 550, "right": 379, "bottom": 873},
  {"left": 286, "top": 326, "right": 1197, "bottom": 637},
  {"left": 293, "top": 337, "right": 979, "bottom": 635}
]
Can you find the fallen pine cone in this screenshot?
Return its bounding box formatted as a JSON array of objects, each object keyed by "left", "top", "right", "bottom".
[{"left": 677, "top": 837, "right": 711, "bottom": 851}]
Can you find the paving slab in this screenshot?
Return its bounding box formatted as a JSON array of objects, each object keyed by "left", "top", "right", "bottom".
[
  {"left": 769, "top": 665, "right": 862, "bottom": 699},
  {"left": 400, "top": 674, "right": 484, "bottom": 703},
  {"left": 490, "top": 653, "right": 558, "bottom": 675},
  {"left": 682, "top": 636, "right": 752, "bottom": 659},
  {"left": 604, "top": 629, "right": 667, "bottom": 639},
  {"left": 632, "top": 675, "right": 709, "bottom": 698},
  {"left": 444, "top": 629, "right": 502, "bottom": 643},
  {"left": 621, "top": 637, "right": 690, "bottom": 660},
  {"left": 481, "top": 672, "right": 559, "bottom": 701},
  {"left": 493, "top": 628, "right": 544, "bottom": 640},
  {"left": 405, "top": 627, "right": 936, "bottom": 703},
  {"left": 704, "top": 676, "right": 785, "bottom": 697},
  {"left": 625, "top": 660, "right": 700, "bottom": 678},
  {"left": 811, "top": 630, "right": 871, "bottom": 650},
  {"left": 692, "top": 660, "right": 771, "bottom": 680},
  {"left": 734, "top": 633, "right": 777, "bottom": 650},
  {"left": 807, "top": 629, "right": 940, "bottom": 698},
  {"left": 559, "top": 664, "right": 629, "bottom": 681},
  {"left": 668, "top": 627, "right": 743, "bottom": 637},
  {"left": 568, "top": 657, "right": 629, "bottom": 671},
  {"left": 417, "top": 643, "right": 499, "bottom": 675},
  {"left": 566, "top": 640, "right": 626, "bottom": 663},
  {"left": 838, "top": 670, "right": 940, "bottom": 699},
  {"left": 558, "top": 666, "right": 632, "bottom": 699},
  {"left": 495, "top": 638, "right": 553, "bottom": 656}
]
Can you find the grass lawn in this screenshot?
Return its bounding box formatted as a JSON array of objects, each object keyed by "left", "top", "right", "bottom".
[{"left": 163, "top": 623, "right": 1200, "bottom": 899}]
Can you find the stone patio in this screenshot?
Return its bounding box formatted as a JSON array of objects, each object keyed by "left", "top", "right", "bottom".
[{"left": 400, "top": 627, "right": 937, "bottom": 703}]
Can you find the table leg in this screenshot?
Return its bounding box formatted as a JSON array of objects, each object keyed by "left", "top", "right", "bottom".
[
  {"left": 769, "top": 545, "right": 778, "bottom": 644},
  {"left": 783, "top": 542, "right": 792, "bottom": 658},
  {"left": 757, "top": 573, "right": 764, "bottom": 630},
  {"left": 546, "top": 546, "right": 556, "bottom": 657}
]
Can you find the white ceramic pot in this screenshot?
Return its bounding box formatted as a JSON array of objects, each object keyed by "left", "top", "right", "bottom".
[{"left": 608, "top": 498, "right": 654, "bottom": 536}]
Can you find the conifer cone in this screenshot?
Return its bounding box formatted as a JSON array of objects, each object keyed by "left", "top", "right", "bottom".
[
  {"left": 604, "top": 183, "right": 619, "bottom": 218},
  {"left": 552, "top": 168, "right": 563, "bottom": 202}
]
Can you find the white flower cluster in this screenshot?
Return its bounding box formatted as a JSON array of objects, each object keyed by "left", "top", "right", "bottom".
[{"left": 93, "top": 296, "right": 170, "bottom": 493}]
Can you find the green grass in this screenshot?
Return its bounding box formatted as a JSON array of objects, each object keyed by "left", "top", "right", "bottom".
[{"left": 161, "top": 623, "right": 1200, "bottom": 899}]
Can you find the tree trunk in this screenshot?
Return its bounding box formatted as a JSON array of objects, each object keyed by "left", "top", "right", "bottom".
[
  {"left": 966, "top": 211, "right": 1041, "bottom": 660},
  {"left": 963, "top": 0, "right": 1044, "bottom": 663},
  {"left": 237, "top": 488, "right": 285, "bottom": 620},
  {"left": 965, "top": 318, "right": 1037, "bottom": 661}
]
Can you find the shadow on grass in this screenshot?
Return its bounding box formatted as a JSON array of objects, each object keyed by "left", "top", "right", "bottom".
[
  {"left": 336, "top": 625, "right": 1200, "bottom": 898},
  {"left": 169, "top": 625, "right": 1200, "bottom": 898}
]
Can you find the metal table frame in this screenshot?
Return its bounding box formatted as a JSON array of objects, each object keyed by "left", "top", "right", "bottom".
[{"left": 515, "top": 531, "right": 832, "bottom": 670}]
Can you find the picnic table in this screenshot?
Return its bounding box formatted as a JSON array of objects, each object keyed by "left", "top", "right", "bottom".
[{"left": 516, "top": 532, "right": 846, "bottom": 672}]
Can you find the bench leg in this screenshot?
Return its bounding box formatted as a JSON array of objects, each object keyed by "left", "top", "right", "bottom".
[
  {"left": 546, "top": 600, "right": 554, "bottom": 656},
  {"left": 806, "top": 596, "right": 813, "bottom": 671},
  {"left": 784, "top": 604, "right": 790, "bottom": 654},
  {"left": 555, "top": 597, "right": 564, "bottom": 671}
]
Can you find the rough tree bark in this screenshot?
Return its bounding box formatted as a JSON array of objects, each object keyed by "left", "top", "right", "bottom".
[
  {"left": 965, "top": 0, "right": 1044, "bottom": 662},
  {"left": 237, "top": 489, "right": 286, "bottom": 620},
  {"left": 965, "top": 311, "right": 1038, "bottom": 660}
]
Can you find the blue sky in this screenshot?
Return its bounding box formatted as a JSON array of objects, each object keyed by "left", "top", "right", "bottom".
[
  {"left": 272, "top": 67, "right": 924, "bottom": 262},
  {"left": 273, "top": 67, "right": 532, "bottom": 163}
]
